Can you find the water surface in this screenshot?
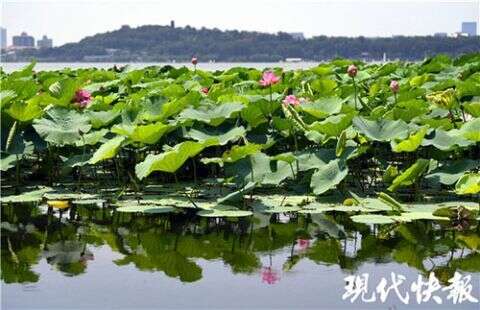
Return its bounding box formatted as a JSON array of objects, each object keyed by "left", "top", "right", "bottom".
[{"left": 2, "top": 203, "right": 479, "bottom": 309}]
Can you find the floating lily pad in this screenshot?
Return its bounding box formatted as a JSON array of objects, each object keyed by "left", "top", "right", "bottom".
[
  {"left": 72, "top": 199, "right": 105, "bottom": 206},
  {"left": 391, "top": 212, "right": 449, "bottom": 222},
  {"left": 261, "top": 206, "right": 302, "bottom": 214},
  {"left": 44, "top": 192, "right": 98, "bottom": 201},
  {"left": 197, "top": 205, "right": 253, "bottom": 217},
  {"left": 350, "top": 214, "right": 396, "bottom": 224},
  {"left": 0, "top": 187, "right": 53, "bottom": 204},
  {"left": 115, "top": 205, "right": 176, "bottom": 213}
]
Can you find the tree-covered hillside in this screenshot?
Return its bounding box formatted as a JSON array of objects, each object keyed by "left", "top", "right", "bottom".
[{"left": 10, "top": 25, "right": 480, "bottom": 62}]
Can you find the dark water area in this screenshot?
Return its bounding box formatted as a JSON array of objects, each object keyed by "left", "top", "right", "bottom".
[{"left": 2, "top": 203, "right": 479, "bottom": 309}]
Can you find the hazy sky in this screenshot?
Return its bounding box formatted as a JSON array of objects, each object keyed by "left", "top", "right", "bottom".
[{"left": 1, "top": 0, "right": 479, "bottom": 47}]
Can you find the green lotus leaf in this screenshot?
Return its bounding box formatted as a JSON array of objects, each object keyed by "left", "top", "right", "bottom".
[
  {"left": 197, "top": 205, "right": 253, "bottom": 217},
  {"left": 310, "top": 159, "right": 348, "bottom": 195},
  {"left": 296, "top": 149, "right": 337, "bottom": 171},
  {"left": 271, "top": 152, "right": 296, "bottom": 164},
  {"left": 72, "top": 199, "right": 105, "bottom": 206},
  {"left": 391, "top": 126, "right": 428, "bottom": 153},
  {"left": 455, "top": 173, "right": 480, "bottom": 195},
  {"left": 464, "top": 101, "right": 480, "bottom": 117},
  {"left": 456, "top": 80, "right": 480, "bottom": 98},
  {"left": 301, "top": 97, "right": 343, "bottom": 119},
  {"left": 388, "top": 159, "right": 431, "bottom": 192},
  {"left": 422, "top": 129, "right": 473, "bottom": 150},
  {"left": 6, "top": 99, "right": 43, "bottom": 122},
  {"left": 310, "top": 78, "right": 337, "bottom": 95},
  {"left": 217, "top": 181, "right": 257, "bottom": 204},
  {"left": 187, "top": 126, "right": 246, "bottom": 145},
  {"left": 241, "top": 103, "right": 268, "bottom": 127},
  {"left": 262, "top": 160, "right": 296, "bottom": 185},
  {"left": 261, "top": 206, "right": 301, "bottom": 213},
  {"left": 352, "top": 116, "right": 409, "bottom": 142},
  {"left": 404, "top": 201, "right": 479, "bottom": 213},
  {"left": 75, "top": 129, "right": 109, "bottom": 146},
  {"left": 391, "top": 212, "right": 449, "bottom": 222},
  {"left": 62, "top": 153, "right": 91, "bottom": 168},
  {"left": 33, "top": 107, "right": 91, "bottom": 145},
  {"left": 0, "top": 187, "right": 53, "bottom": 204},
  {"left": 115, "top": 204, "right": 176, "bottom": 213},
  {"left": 43, "top": 192, "right": 98, "bottom": 200},
  {"left": 135, "top": 140, "right": 214, "bottom": 179},
  {"left": 160, "top": 91, "right": 201, "bottom": 120},
  {"left": 48, "top": 78, "right": 83, "bottom": 106},
  {"left": 85, "top": 110, "right": 120, "bottom": 129},
  {"left": 425, "top": 160, "right": 480, "bottom": 185},
  {"left": 459, "top": 118, "right": 480, "bottom": 142},
  {"left": 222, "top": 144, "right": 263, "bottom": 163},
  {"left": 456, "top": 233, "right": 480, "bottom": 251},
  {"left": 89, "top": 136, "right": 125, "bottom": 164},
  {"left": 350, "top": 214, "right": 396, "bottom": 224},
  {"left": 383, "top": 165, "right": 399, "bottom": 183},
  {"left": 308, "top": 113, "right": 355, "bottom": 137},
  {"left": 0, "top": 89, "right": 17, "bottom": 107},
  {"left": 1, "top": 154, "right": 17, "bottom": 172},
  {"left": 179, "top": 102, "right": 244, "bottom": 126},
  {"left": 390, "top": 99, "right": 429, "bottom": 122},
  {"left": 112, "top": 122, "right": 171, "bottom": 144}
]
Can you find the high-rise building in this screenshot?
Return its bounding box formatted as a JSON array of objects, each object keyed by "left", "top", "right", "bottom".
[
  {"left": 13, "top": 32, "right": 35, "bottom": 48},
  {"left": 461, "top": 22, "right": 477, "bottom": 36},
  {"left": 37, "top": 35, "right": 53, "bottom": 48},
  {"left": 170, "top": 20, "right": 175, "bottom": 28},
  {"left": 0, "top": 27, "right": 6, "bottom": 49}
]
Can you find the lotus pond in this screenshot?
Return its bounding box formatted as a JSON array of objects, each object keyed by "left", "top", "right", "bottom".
[{"left": 1, "top": 55, "right": 480, "bottom": 308}]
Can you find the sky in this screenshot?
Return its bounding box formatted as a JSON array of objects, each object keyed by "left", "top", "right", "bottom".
[{"left": 1, "top": 0, "right": 479, "bottom": 47}]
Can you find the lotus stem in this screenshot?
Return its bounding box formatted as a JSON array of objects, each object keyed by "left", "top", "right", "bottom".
[
  {"left": 448, "top": 109, "right": 458, "bottom": 128},
  {"left": 192, "top": 158, "right": 197, "bottom": 185},
  {"left": 352, "top": 77, "right": 358, "bottom": 110}
]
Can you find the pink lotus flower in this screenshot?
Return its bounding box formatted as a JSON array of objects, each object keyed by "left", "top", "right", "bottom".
[
  {"left": 297, "top": 239, "right": 310, "bottom": 251},
  {"left": 390, "top": 80, "right": 400, "bottom": 93},
  {"left": 73, "top": 89, "right": 92, "bottom": 108},
  {"left": 283, "top": 95, "right": 300, "bottom": 106},
  {"left": 347, "top": 64, "right": 358, "bottom": 78},
  {"left": 261, "top": 267, "right": 280, "bottom": 285},
  {"left": 201, "top": 87, "right": 209, "bottom": 94},
  {"left": 259, "top": 71, "right": 280, "bottom": 87},
  {"left": 191, "top": 57, "right": 198, "bottom": 65}
]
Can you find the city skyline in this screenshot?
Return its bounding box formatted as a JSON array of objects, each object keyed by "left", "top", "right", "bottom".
[{"left": 1, "top": 0, "right": 479, "bottom": 47}]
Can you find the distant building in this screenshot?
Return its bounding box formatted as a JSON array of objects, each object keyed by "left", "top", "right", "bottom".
[
  {"left": 37, "top": 35, "right": 53, "bottom": 49},
  {"left": 434, "top": 32, "right": 448, "bottom": 38},
  {"left": 0, "top": 27, "right": 6, "bottom": 49},
  {"left": 170, "top": 20, "right": 175, "bottom": 28},
  {"left": 449, "top": 32, "right": 469, "bottom": 38},
  {"left": 13, "top": 32, "right": 34, "bottom": 48},
  {"left": 461, "top": 22, "right": 477, "bottom": 36},
  {"left": 288, "top": 32, "right": 305, "bottom": 40}
]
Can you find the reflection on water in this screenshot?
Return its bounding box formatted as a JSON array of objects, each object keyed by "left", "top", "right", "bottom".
[{"left": 2, "top": 203, "right": 479, "bottom": 308}]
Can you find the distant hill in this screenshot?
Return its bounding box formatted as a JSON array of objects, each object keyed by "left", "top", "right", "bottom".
[{"left": 9, "top": 24, "right": 480, "bottom": 62}]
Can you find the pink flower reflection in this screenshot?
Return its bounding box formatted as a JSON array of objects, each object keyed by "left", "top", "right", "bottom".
[{"left": 261, "top": 267, "right": 280, "bottom": 285}]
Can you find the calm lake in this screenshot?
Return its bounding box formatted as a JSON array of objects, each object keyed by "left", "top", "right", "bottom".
[
  {"left": 1, "top": 62, "right": 322, "bottom": 73},
  {"left": 2, "top": 202, "right": 479, "bottom": 309}
]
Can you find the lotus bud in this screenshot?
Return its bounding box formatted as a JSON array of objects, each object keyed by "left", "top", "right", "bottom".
[
  {"left": 390, "top": 80, "right": 400, "bottom": 93},
  {"left": 347, "top": 64, "right": 358, "bottom": 78}
]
